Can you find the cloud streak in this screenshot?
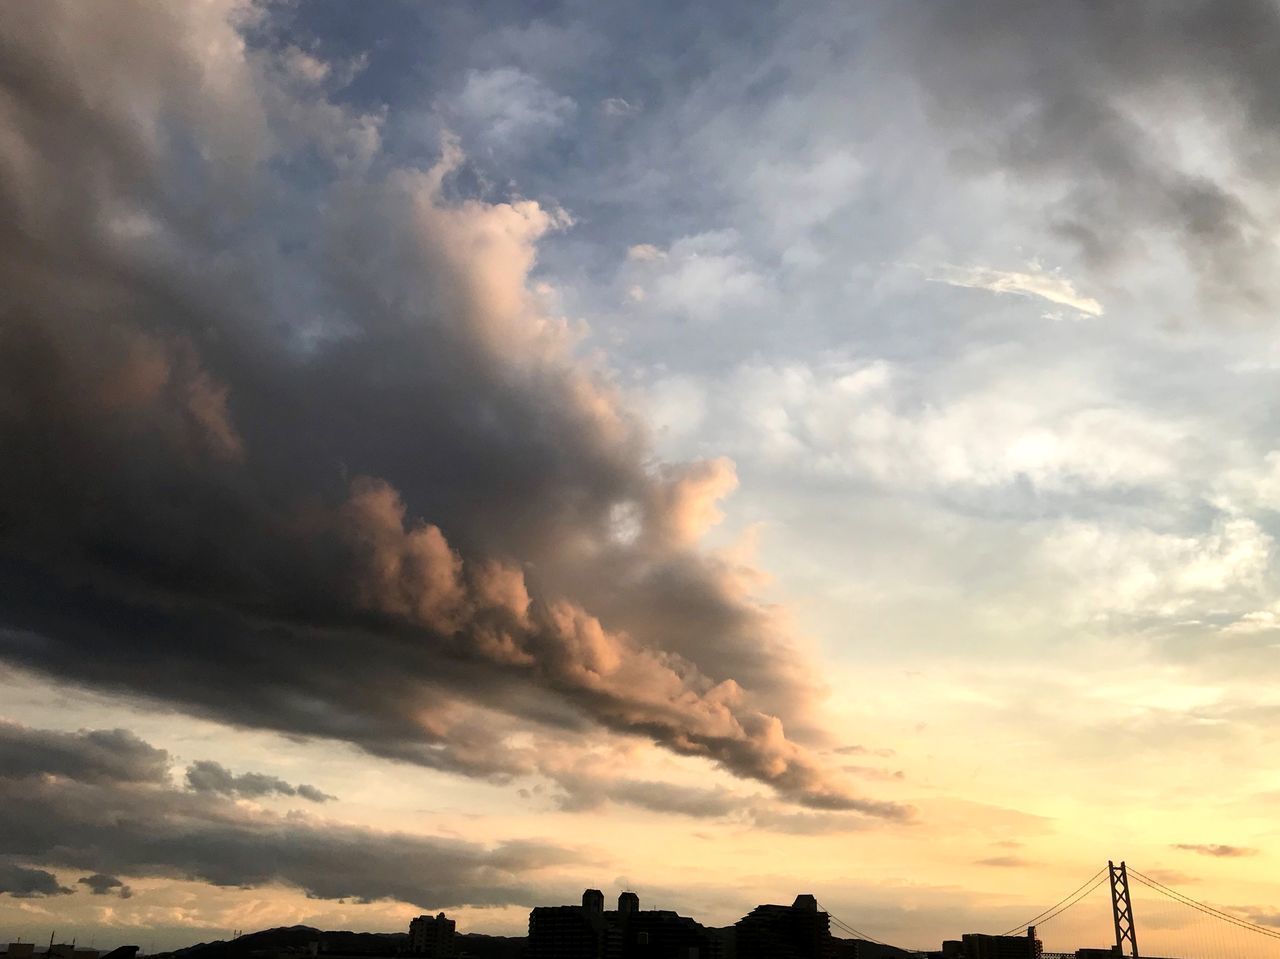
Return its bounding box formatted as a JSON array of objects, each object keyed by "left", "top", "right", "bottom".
[
  {"left": 185, "top": 761, "right": 335, "bottom": 804},
  {"left": 930, "top": 264, "right": 1103, "bottom": 317},
  {"left": 1172, "top": 844, "right": 1259, "bottom": 858}
]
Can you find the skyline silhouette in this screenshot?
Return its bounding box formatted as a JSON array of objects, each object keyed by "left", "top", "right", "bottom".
[{"left": 8, "top": 873, "right": 1278, "bottom": 959}]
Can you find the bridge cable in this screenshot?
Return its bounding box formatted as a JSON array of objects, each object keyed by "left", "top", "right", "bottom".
[
  {"left": 817, "top": 901, "right": 892, "bottom": 946},
  {"left": 1127, "top": 867, "right": 1280, "bottom": 942},
  {"left": 1129, "top": 871, "right": 1274, "bottom": 955},
  {"left": 1129, "top": 867, "right": 1280, "bottom": 939},
  {"left": 1010, "top": 872, "right": 1109, "bottom": 935},
  {"left": 1000, "top": 866, "right": 1108, "bottom": 936},
  {"left": 819, "top": 900, "right": 928, "bottom": 952}
]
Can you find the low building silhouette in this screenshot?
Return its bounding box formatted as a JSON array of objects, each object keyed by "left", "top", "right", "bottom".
[
  {"left": 528, "top": 889, "right": 724, "bottom": 959},
  {"left": 407, "top": 915, "right": 455, "bottom": 958},
  {"left": 831, "top": 940, "right": 915, "bottom": 959},
  {"left": 734, "top": 894, "right": 833, "bottom": 959},
  {"left": 48, "top": 946, "right": 97, "bottom": 959},
  {"left": 3, "top": 947, "right": 134, "bottom": 959},
  {"left": 931, "top": 932, "right": 1040, "bottom": 959}
]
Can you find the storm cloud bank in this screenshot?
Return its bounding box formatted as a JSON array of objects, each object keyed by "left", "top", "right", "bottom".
[
  {"left": 0, "top": 1, "right": 886, "bottom": 814},
  {"left": 0, "top": 722, "right": 571, "bottom": 908}
]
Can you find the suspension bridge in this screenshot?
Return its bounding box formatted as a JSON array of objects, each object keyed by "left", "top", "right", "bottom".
[{"left": 821, "top": 861, "right": 1280, "bottom": 958}]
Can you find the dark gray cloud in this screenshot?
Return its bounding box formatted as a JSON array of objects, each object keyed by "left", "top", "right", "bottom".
[
  {"left": 0, "top": 860, "right": 73, "bottom": 899},
  {"left": 296, "top": 783, "right": 336, "bottom": 803},
  {"left": 185, "top": 761, "right": 334, "bottom": 803},
  {"left": 899, "top": 0, "right": 1280, "bottom": 316},
  {"left": 1171, "top": 844, "right": 1259, "bottom": 858},
  {"left": 0, "top": 721, "right": 170, "bottom": 785},
  {"left": 78, "top": 873, "right": 134, "bottom": 899},
  {"left": 0, "top": 0, "right": 895, "bottom": 816},
  {"left": 0, "top": 725, "right": 576, "bottom": 910}
]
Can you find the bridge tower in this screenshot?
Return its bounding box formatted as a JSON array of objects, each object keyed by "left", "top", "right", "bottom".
[{"left": 1109, "top": 860, "right": 1139, "bottom": 958}]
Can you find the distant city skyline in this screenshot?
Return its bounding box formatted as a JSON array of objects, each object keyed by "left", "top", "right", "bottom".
[
  {"left": 3, "top": 879, "right": 1263, "bottom": 958},
  {"left": 4, "top": 0, "right": 1280, "bottom": 955}
]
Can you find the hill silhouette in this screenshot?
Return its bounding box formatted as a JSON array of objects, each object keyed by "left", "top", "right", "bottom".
[{"left": 153, "top": 926, "right": 523, "bottom": 959}]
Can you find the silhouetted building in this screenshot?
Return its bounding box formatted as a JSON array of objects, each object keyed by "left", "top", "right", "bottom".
[
  {"left": 528, "top": 890, "right": 723, "bottom": 959},
  {"left": 608, "top": 906, "right": 721, "bottom": 958},
  {"left": 831, "top": 940, "right": 914, "bottom": 959},
  {"left": 408, "top": 914, "right": 456, "bottom": 958},
  {"left": 4, "top": 948, "right": 130, "bottom": 959},
  {"left": 734, "top": 894, "right": 833, "bottom": 959},
  {"left": 932, "top": 933, "right": 1040, "bottom": 959},
  {"left": 527, "top": 890, "right": 608, "bottom": 959},
  {"left": 48, "top": 946, "right": 97, "bottom": 959}
]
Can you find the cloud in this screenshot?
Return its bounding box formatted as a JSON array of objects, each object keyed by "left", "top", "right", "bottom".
[
  {"left": 545, "top": 766, "right": 910, "bottom": 825},
  {"left": 0, "top": 721, "right": 170, "bottom": 785},
  {"left": 646, "top": 355, "right": 1188, "bottom": 499},
  {"left": 623, "top": 231, "right": 773, "bottom": 324},
  {"left": 550, "top": 775, "right": 742, "bottom": 819},
  {"left": 185, "top": 760, "right": 335, "bottom": 803},
  {"left": 930, "top": 264, "right": 1103, "bottom": 317},
  {"left": 1171, "top": 844, "right": 1259, "bottom": 858},
  {"left": 627, "top": 244, "right": 665, "bottom": 261},
  {"left": 832, "top": 745, "right": 896, "bottom": 758},
  {"left": 744, "top": 808, "right": 881, "bottom": 836},
  {"left": 0, "top": 860, "right": 73, "bottom": 899},
  {"left": 446, "top": 67, "right": 577, "bottom": 153},
  {"left": 526, "top": 738, "right": 912, "bottom": 827},
  {"left": 600, "top": 97, "right": 639, "bottom": 118},
  {"left": 1043, "top": 519, "right": 1271, "bottom": 620},
  {"left": 0, "top": 724, "right": 576, "bottom": 910},
  {"left": 898, "top": 0, "right": 1280, "bottom": 317},
  {"left": 0, "top": 0, "right": 888, "bottom": 817},
  {"left": 974, "top": 856, "right": 1033, "bottom": 868},
  {"left": 78, "top": 873, "right": 134, "bottom": 899}
]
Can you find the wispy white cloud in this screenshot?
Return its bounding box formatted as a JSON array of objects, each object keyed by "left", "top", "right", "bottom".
[{"left": 930, "top": 263, "right": 1104, "bottom": 317}]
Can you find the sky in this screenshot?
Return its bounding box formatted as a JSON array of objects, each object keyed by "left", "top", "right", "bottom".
[{"left": 4, "top": 0, "right": 1280, "bottom": 954}]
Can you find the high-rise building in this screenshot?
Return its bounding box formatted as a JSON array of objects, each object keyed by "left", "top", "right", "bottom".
[
  {"left": 527, "top": 890, "right": 608, "bottom": 959},
  {"left": 735, "top": 893, "right": 834, "bottom": 959},
  {"left": 408, "top": 913, "right": 456, "bottom": 958}
]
